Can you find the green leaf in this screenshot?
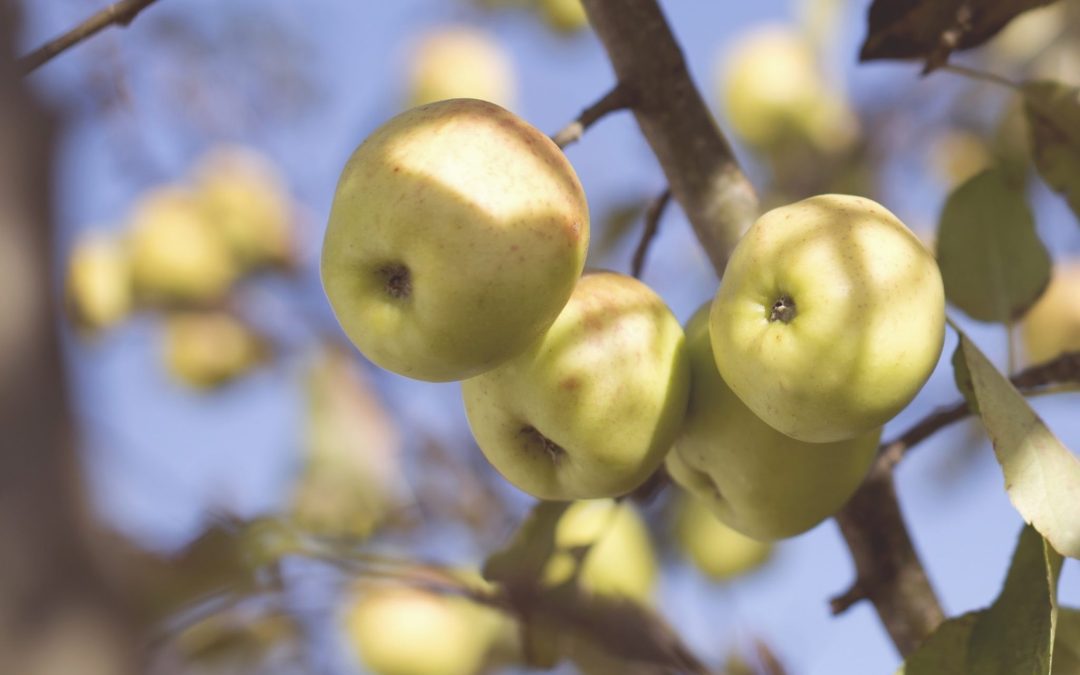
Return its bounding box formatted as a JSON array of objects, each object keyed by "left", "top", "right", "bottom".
[
  {"left": 896, "top": 611, "right": 982, "bottom": 674},
  {"left": 1055, "top": 608, "right": 1080, "bottom": 674},
  {"left": 860, "top": 0, "right": 1058, "bottom": 73},
  {"left": 936, "top": 168, "right": 1050, "bottom": 323},
  {"left": 967, "top": 525, "right": 1063, "bottom": 674},
  {"left": 898, "top": 526, "right": 1063, "bottom": 674},
  {"left": 954, "top": 334, "right": 1080, "bottom": 558},
  {"left": 1023, "top": 81, "right": 1080, "bottom": 223}
]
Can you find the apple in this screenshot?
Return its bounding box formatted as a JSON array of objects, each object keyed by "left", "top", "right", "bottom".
[
  {"left": 711, "top": 194, "right": 945, "bottom": 443},
  {"left": 669, "top": 303, "right": 879, "bottom": 540},
  {"left": 321, "top": 98, "right": 589, "bottom": 382},
  {"left": 539, "top": 0, "right": 588, "bottom": 33},
  {"left": 673, "top": 491, "right": 771, "bottom": 580},
  {"left": 162, "top": 311, "right": 268, "bottom": 389},
  {"left": 718, "top": 25, "right": 856, "bottom": 153},
  {"left": 342, "top": 583, "right": 512, "bottom": 675},
  {"left": 1021, "top": 260, "right": 1080, "bottom": 365},
  {"left": 65, "top": 231, "right": 133, "bottom": 333},
  {"left": 128, "top": 187, "right": 239, "bottom": 305},
  {"left": 193, "top": 146, "right": 294, "bottom": 272},
  {"left": 406, "top": 27, "right": 516, "bottom": 110},
  {"left": 542, "top": 499, "right": 658, "bottom": 603},
  {"left": 462, "top": 271, "right": 689, "bottom": 500}
]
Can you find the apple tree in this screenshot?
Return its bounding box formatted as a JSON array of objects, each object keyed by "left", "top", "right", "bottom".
[{"left": 3, "top": 0, "right": 1080, "bottom": 673}]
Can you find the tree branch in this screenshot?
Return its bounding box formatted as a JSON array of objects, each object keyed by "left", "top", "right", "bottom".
[
  {"left": 631, "top": 188, "right": 671, "bottom": 278},
  {"left": 581, "top": 0, "right": 758, "bottom": 275},
  {"left": 18, "top": 0, "right": 161, "bottom": 75},
  {"left": 552, "top": 84, "right": 635, "bottom": 149},
  {"left": 582, "top": 0, "right": 943, "bottom": 657}
]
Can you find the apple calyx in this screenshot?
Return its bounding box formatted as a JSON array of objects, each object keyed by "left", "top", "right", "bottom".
[
  {"left": 768, "top": 294, "right": 796, "bottom": 323},
  {"left": 519, "top": 425, "right": 566, "bottom": 463},
  {"left": 378, "top": 263, "right": 412, "bottom": 300}
]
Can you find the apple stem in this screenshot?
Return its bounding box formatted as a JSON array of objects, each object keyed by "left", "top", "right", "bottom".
[
  {"left": 378, "top": 263, "right": 412, "bottom": 300},
  {"left": 768, "top": 295, "right": 796, "bottom": 323}
]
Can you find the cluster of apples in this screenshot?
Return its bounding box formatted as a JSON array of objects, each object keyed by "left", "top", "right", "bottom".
[
  {"left": 66, "top": 146, "right": 294, "bottom": 388},
  {"left": 320, "top": 97, "right": 947, "bottom": 543}
]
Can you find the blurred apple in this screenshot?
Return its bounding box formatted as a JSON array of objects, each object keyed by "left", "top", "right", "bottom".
[
  {"left": 1021, "top": 260, "right": 1080, "bottom": 365},
  {"left": 343, "top": 583, "right": 513, "bottom": 675},
  {"left": 463, "top": 272, "right": 689, "bottom": 500},
  {"left": 406, "top": 26, "right": 516, "bottom": 109},
  {"left": 539, "top": 0, "right": 588, "bottom": 33},
  {"left": 129, "top": 187, "right": 238, "bottom": 305},
  {"left": 162, "top": 311, "right": 268, "bottom": 389},
  {"left": 718, "top": 25, "right": 856, "bottom": 153},
  {"left": 193, "top": 146, "right": 295, "bottom": 272},
  {"left": 928, "top": 130, "right": 993, "bottom": 187},
  {"left": 673, "top": 492, "right": 771, "bottom": 581},
  {"left": 543, "top": 499, "right": 658, "bottom": 603},
  {"left": 987, "top": 3, "right": 1067, "bottom": 66},
  {"left": 65, "top": 231, "right": 133, "bottom": 333}
]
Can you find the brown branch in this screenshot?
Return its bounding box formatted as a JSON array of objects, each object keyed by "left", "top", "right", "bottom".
[
  {"left": 18, "top": 0, "right": 161, "bottom": 75},
  {"left": 631, "top": 188, "right": 671, "bottom": 278},
  {"left": 581, "top": 0, "right": 758, "bottom": 275},
  {"left": 552, "top": 84, "right": 635, "bottom": 149},
  {"left": 875, "top": 350, "right": 1080, "bottom": 474},
  {"left": 581, "top": 0, "right": 942, "bottom": 658}
]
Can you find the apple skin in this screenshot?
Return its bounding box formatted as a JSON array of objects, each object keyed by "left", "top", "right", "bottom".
[
  {"left": 668, "top": 304, "right": 879, "bottom": 540},
  {"left": 65, "top": 231, "right": 133, "bottom": 333},
  {"left": 540, "top": 0, "right": 588, "bottom": 33},
  {"left": 407, "top": 27, "right": 516, "bottom": 109},
  {"left": 343, "top": 584, "right": 511, "bottom": 675},
  {"left": 711, "top": 194, "right": 945, "bottom": 443},
  {"left": 673, "top": 491, "right": 771, "bottom": 580},
  {"left": 462, "top": 271, "right": 689, "bottom": 500},
  {"left": 321, "top": 98, "right": 589, "bottom": 382},
  {"left": 543, "top": 499, "right": 658, "bottom": 604},
  {"left": 1022, "top": 260, "right": 1080, "bottom": 365},
  {"left": 162, "top": 311, "right": 268, "bottom": 389}
]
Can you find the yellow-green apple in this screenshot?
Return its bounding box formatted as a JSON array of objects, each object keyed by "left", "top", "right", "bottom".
[
  {"left": 193, "top": 146, "right": 294, "bottom": 271},
  {"left": 718, "top": 25, "right": 856, "bottom": 153},
  {"left": 1021, "top": 260, "right": 1080, "bottom": 365},
  {"left": 162, "top": 311, "right": 268, "bottom": 389},
  {"left": 128, "top": 187, "right": 238, "bottom": 305},
  {"left": 539, "top": 0, "right": 588, "bottom": 33},
  {"left": 542, "top": 499, "right": 658, "bottom": 603},
  {"left": 342, "top": 582, "right": 513, "bottom": 675},
  {"left": 673, "top": 491, "right": 771, "bottom": 580},
  {"left": 65, "top": 231, "right": 133, "bottom": 333},
  {"left": 406, "top": 27, "right": 516, "bottom": 109},
  {"left": 321, "top": 98, "right": 589, "bottom": 382},
  {"left": 669, "top": 304, "right": 879, "bottom": 540},
  {"left": 711, "top": 194, "right": 944, "bottom": 443},
  {"left": 462, "top": 271, "right": 689, "bottom": 500}
]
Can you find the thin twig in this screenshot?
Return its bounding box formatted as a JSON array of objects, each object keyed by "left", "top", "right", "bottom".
[
  {"left": 874, "top": 350, "right": 1080, "bottom": 475},
  {"left": 18, "top": 0, "right": 161, "bottom": 75},
  {"left": 631, "top": 188, "right": 671, "bottom": 278},
  {"left": 551, "top": 83, "right": 634, "bottom": 149},
  {"left": 941, "top": 63, "right": 1020, "bottom": 91}
]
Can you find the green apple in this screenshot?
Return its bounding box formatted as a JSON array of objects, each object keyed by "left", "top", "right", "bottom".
[
  {"left": 128, "top": 186, "right": 239, "bottom": 305},
  {"left": 543, "top": 499, "right": 658, "bottom": 603},
  {"left": 162, "top": 311, "right": 268, "bottom": 389},
  {"left": 1021, "top": 260, "right": 1080, "bottom": 365},
  {"left": 65, "top": 231, "right": 133, "bottom": 333},
  {"left": 406, "top": 27, "right": 516, "bottom": 109},
  {"left": 673, "top": 491, "right": 771, "bottom": 580},
  {"left": 462, "top": 271, "right": 689, "bottom": 500},
  {"left": 343, "top": 583, "right": 512, "bottom": 675},
  {"left": 711, "top": 194, "right": 945, "bottom": 443},
  {"left": 321, "top": 98, "right": 589, "bottom": 382},
  {"left": 669, "top": 304, "right": 879, "bottom": 540},
  {"left": 193, "top": 146, "right": 294, "bottom": 272}
]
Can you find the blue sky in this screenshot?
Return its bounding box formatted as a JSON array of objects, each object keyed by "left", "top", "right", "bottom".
[{"left": 19, "top": 0, "right": 1080, "bottom": 673}]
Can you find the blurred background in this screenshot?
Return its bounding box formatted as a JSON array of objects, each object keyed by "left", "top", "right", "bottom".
[{"left": 10, "top": 0, "right": 1080, "bottom": 673}]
